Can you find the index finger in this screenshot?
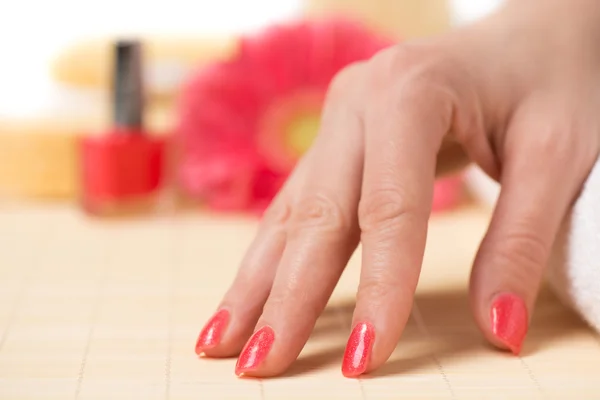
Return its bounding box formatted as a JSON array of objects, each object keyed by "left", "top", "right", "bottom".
[{"left": 343, "top": 56, "right": 454, "bottom": 377}]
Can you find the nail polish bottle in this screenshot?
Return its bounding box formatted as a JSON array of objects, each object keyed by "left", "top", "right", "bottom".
[{"left": 80, "top": 39, "right": 167, "bottom": 216}]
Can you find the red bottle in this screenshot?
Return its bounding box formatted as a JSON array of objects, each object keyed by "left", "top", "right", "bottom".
[{"left": 80, "top": 40, "right": 167, "bottom": 216}]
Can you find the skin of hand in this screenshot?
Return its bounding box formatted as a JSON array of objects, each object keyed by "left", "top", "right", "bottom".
[{"left": 195, "top": 0, "right": 600, "bottom": 378}]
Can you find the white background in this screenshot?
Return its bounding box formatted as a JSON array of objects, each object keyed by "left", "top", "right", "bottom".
[{"left": 0, "top": 0, "right": 502, "bottom": 116}]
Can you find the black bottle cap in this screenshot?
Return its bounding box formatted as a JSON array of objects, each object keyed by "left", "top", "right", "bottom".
[{"left": 112, "top": 39, "right": 144, "bottom": 130}]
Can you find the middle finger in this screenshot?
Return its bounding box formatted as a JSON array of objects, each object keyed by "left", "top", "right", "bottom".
[{"left": 349, "top": 55, "right": 453, "bottom": 377}]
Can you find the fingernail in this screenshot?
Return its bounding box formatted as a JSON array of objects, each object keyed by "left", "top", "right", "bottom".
[
  {"left": 195, "top": 309, "right": 230, "bottom": 355},
  {"left": 235, "top": 326, "right": 275, "bottom": 376},
  {"left": 342, "top": 322, "right": 375, "bottom": 377},
  {"left": 490, "top": 293, "right": 528, "bottom": 355}
]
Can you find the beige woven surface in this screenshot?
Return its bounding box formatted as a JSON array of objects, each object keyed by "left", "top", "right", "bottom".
[{"left": 0, "top": 204, "right": 599, "bottom": 399}]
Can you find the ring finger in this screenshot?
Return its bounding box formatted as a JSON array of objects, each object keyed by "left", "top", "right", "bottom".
[{"left": 195, "top": 147, "right": 313, "bottom": 357}]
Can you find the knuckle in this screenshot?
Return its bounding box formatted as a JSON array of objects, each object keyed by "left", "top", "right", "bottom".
[
  {"left": 371, "top": 44, "right": 422, "bottom": 74},
  {"left": 396, "top": 74, "right": 451, "bottom": 105},
  {"left": 368, "top": 43, "right": 444, "bottom": 86},
  {"left": 261, "top": 292, "right": 288, "bottom": 315},
  {"left": 535, "top": 128, "right": 574, "bottom": 164},
  {"left": 327, "top": 62, "right": 365, "bottom": 100},
  {"left": 263, "top": 287, "right": 320, "bottom": 321},
  {"left": 388, "top": 77, "right": 455, "bottom": 135},
  {"left": 493, "top": 229, "right": 549, "bottom": 274},
  {"left": 518, "top": 106, "right": 579, "bottom": 165},
  {"left": 357, "top": 275, "right": 404, "bottom": 304},
  {"left": 388, "top": 44, "right": 430, "bottom": 76},
  {"left": 358, "top": 187, "right": 419, "bottom": 235},
  {"left": 262, "top": 196, "right": 292, "bottom": 227},
  {"left": 367, "top": 45, "right": 455, "bottom": 128},
  {"left": 260, "top": 294, "right": 288, "bottom": 322},
  {"left": 524, "top": 110, "right": 600, "bottom": 182},
  {"left": 290, "top": 192, "right": 349, "bottom": 235},
  {"left": 323, "top": 62, "right": 367, "bottom": 118}
]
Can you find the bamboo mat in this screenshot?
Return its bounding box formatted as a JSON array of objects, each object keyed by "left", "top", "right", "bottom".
[{"left": 0, "top": 203, "right": 599, "bottom": 399}]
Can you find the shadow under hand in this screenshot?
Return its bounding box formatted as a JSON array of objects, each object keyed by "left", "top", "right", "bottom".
[
  {"left": 282, "top": 346, "right": 347, "bottom": 377},
  {"left": 286, "top": 285, "right": 590, "bottom": 378}
]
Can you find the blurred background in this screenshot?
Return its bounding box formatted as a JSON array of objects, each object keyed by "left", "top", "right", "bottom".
[
  {"left": 0, "top": 0, "right": 502, "bottom": 115},
  {"left": 0, "top": 0, "right": 503, "bottom": 218},
  {"left": 0, "top": 0, "right": 301, "bottom": 116}
]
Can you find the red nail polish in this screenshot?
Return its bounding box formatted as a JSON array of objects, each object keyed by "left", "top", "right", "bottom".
[
  {"left": 80, "top": 39, "right": 167, "bottom": 217},
  {"left": 342, "top": 322, "right": 375, "bottom": 377},
  {"left": 490, "top": 293, "right": 528, "bottom": 355},
  {"left": 195, "top": 309, "right": 230, "bottom": 355},
  {"left": 235, "top": 326, "right": 275, "bottom": 375}
]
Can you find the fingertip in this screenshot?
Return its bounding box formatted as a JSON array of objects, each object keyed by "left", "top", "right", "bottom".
[
  {"left": 234, "top": 368, "right": 261, "bottom": 379},
  {"left": 488, "top": 336, "right": 523, "bottom": 356},
  {"left": 341, "top": 369, "right": 365, "bottom": 379},
  {"left": 233, "top": 325, "right": 276, "bottom": 376},
  {"left": 195, "top": 309, "right": 231, "bottom": 355},
  {"left": 489, "top": 292, "right": 529, "bottom": 355},
  {"left": 195, "top": 308, "right": 258, "bottom": 359},
  {"left": 341, "top": 322, "right": 375, "bottom": 378}
]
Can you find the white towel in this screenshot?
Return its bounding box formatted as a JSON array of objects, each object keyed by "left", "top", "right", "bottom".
[{"left": 464, "top": 160, "right": 600, "bottom": 332}]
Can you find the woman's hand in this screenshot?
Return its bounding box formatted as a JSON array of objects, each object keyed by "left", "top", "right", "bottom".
[{"left": 195, "top": 0, "right": 600, "bottom": 378}]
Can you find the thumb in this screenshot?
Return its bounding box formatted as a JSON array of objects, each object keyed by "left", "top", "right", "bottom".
[{"left": 469, "top": 109, "right": 595, "bottom": 354}]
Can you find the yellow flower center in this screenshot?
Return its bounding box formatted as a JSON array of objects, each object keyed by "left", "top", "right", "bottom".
[
  {"left": 285, "top": 110, "right": 321, "bottom": 156},
  {"left": 257, "top": 90, "right": 325, "bottom": 173}
]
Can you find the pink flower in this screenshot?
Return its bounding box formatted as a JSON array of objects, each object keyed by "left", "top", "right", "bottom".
[
  {"left": 176, "top": 18, "right": 464, "bottom": 214},
  {"left": 432, "top": 175, "right": 464, "bottom": 213},
  {"left": 176, "top": 18, "right": 393, "bottom": 213}
]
